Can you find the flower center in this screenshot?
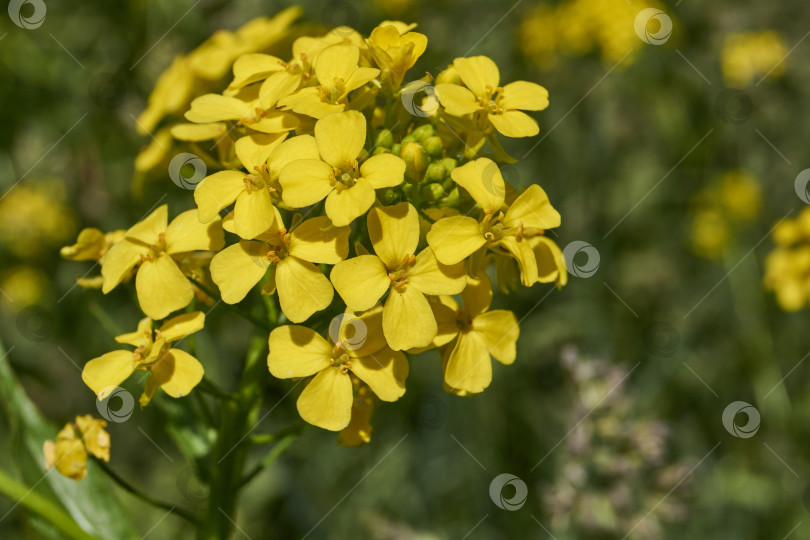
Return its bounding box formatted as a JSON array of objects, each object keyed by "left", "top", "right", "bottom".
[
  {"left": 388, "top": 253, "right": 417, "bottom": 292},
  {"left": 330, "top": 347, "right": 352, "bottom": 374},
  {"left": 266, "top": 229, "right": 291, "bottom": 264},
  {"left": 319, "top": 77, "right": 346, "bottom": 104},
  {"left": 478, "top": 85, "right": 505, "bottom": 114},
  {"left": 455, "top": 309, "right": 474, "bottom": 332},
  {"left": 331, "top": 160, "right": 360, "bottom": 191}
]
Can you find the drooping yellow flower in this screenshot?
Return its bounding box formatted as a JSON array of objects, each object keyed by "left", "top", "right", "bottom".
[
  {"left": 338, "top": 381, "right": 375, "bottom": 446},
  {"left": 101, "top": 205, "right": 224, "bottom": 320},
  {"left": 43, "top": 424, "right": 89, "bottom": 481},
  {"left": 82, "top": 312, "right": 206, "bottom": 405},
  {"left": 74, "top": 415, "right": 111, "bottom": 462},
  {"left": 194, "top": 132, "right": 320, "bottom": 239},
  {"left": 277, "top": 44, "right": 380, "bottom": 119},
  {"left": 331, "top": 202, "right": 466, "bottom": 350},
  {"left": 61, "top": 228, "right": 125, "bottom": 261},
  {"left": 210, "top": 211, "right": 349, "bottom": 322},
  {"left": 268, "top": 306, "right": 408, "bottom": 431},
  {"left": 426, "top": 158, "right": 561, "bottom": 285},
  {"left": 279, "top": 111, "right": 406, "bottom": 226},
  {"left": 436, "top": 56, "right": 549, "bottom": 138},
  {"left": 366, "top": 22, "right": 427, "bottom": 91},
  {"left": 430, "top": 274, "right": 519, "bottom": 394}
]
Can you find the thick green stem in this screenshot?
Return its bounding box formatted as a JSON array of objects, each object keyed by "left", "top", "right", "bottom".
[{"left": 195, "top": 335, "right": 267, "bottom": 540}]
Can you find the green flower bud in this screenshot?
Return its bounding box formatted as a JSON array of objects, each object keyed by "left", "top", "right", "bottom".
[
  {"left": 372, "top": 146, "right": 390, "bottom": 155},
  {"left": 401, "top": 142, "right": 428, "bottom": 184},
  {"left": 441, "top": 157, "right": 458, "bottom": 173},
  {"left": 380, "top": 188, "right": 399, "bottom": 204},
  {"left": 411, "top": 124, "right": 435, "bottom": 142},
  {"left": 375, "top": 129, "right": 394, "bottom": 148},
  {"left": 440, "top": 186, "right": 460, "bottom": 206},
  {"left": 424, "top": 136, "right": 444, "bottom": 157},
  {"left": 401, "top": 134, "right": 417, "bottom": 145},
  {"left": 390, "top": 143, "right": 402, "bottom": 156},
  {"left": 420, "top": 183, "right": 445, "bottom": 202},
  {"left": 425, "top": 162, "right": 446, "bottom": 182}
]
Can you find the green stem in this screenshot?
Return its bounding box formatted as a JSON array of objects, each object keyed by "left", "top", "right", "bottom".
[
  {"left": 0, "top": 468, "right": 95, "bottom": 540},
  {"left": 239, "top": 433, "right": 299, "bottom": 489},
  {"left": 94, "top": 459, "right": 197, "bottom": 525}
]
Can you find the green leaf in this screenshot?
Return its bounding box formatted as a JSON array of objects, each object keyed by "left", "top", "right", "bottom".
[{"left": 0, "top": 339, "right": 140, "bottom": 539}]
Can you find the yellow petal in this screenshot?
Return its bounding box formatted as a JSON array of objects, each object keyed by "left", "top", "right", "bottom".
[
  {"left": 360, "top": 154, "right": 405, "bottom": 189},
  {"left": 170, "top": 122, "right": 227, "bottom": 142},
  {"left": 504, "top": 184, "right": 561, "bottom": 230},
  {"left": 268, "top": 325, "right": 331, "bottom": 378},
  {"left": 443, "top": 331, "right": 492, "bottom": 393},
  {"left": 337, "top": 385, "right": 374, "bottom": 447},
  {"left": 474, "top": 310, "right": 518, "bottom": 365},
  {"left": 425, "top": 216, "right": 486, "bottom": 265},
  {"left": 229, "top": 53, "right": 285, "bottom": 90},
  {"left": 489, "top": 110, "right": 539, "bottom": 138},
  {"left": 494, "top": 236, "right": 538, "bottom": 286},
  {"left": 339, "top": 305, "right": 388, "bottom": 357},
  {"left": 101, "top": 239, "right": 148, "bottom": 293},
  {"left": 315, "top": 44, "right": 360, "bottom": 87},
  {"left": 454, "top": 56, "right": 499, "bottom": 98},
  {"left": 499, "top": 81, "right": 549, "bottom": 111},
  {"left": 461, "top": 274, "right": 493, "bottom": 317},
  {"left": 451, "top": 157, "right": 505, "bottom": 212},
  {"left": 429, "top": 298, "right": 460, "bottom": 348},
  {"left": 409, "top": 247, "right": 466, "bottom": 295},
  {"left": 74, "top": 415, "right": 110, "bottom": 462},
  {"left": 233, "top": 188, "right": 276, "bottom": 240},
  {"left": 185, "top": 94, "right": 252, "bottom": 123},
  {"left": 210, "top": 241, "right": 270, "bottom": 304},
  {"left": 159, "top": 311, "right": 205, "bottom": 342},
  {"left": 383, "top": 285, "right": 436, "bottom": 351},
  {"left": 350, "top": 348, "right": 408, "bottom": 402},
  {"left": 314, "top": 111, "right": 366, "bottom": 167},
  {"left": 126, "top": 204, "right": 168, "bottom": 244},
  {"left": 248, "top": 111, "right": 300, "bottom": 134},
  {"left": 267, "top": 135, "right": 320, "bottom": 180},
  {"left": 153, "top": 349, "right": 204, "bottom": 398},
  {"left": 82, "top": 350, "right": 135, "bottom": 398},
  {"left": 345, "top": 66, "right": 381, "bottom": 94},
  {"left": 278, "top": 159, "right": 334, "bottom": 208},
  {"left": 282, "top": 88, "right": 344, "bottom": 119},
  {"left": 296, "top": 368, "right": 353, "bottom": 431},
  {"left": 276, "top": 257, "right": 334, "bottom": 323},
  {"left": 368, "top": 202, "right": 419, "bottom": 269},
  {"left": 259, "top": 71, "right": 302, "bottom": 108},
  {"left": 235, "top": 132, "right": 287, "bottom": 170},
  {"left": 114, "top": 317, "right": 153, "bottom": 347},
  {"left": 60, "top": 228, "right": 106, "bottom": 261},
  {"left": 330, "top": 256, "right": 390, "bottom": 312},
  {"left": 165, "top": 210, "right": 225, "bottom": 253},
  {"left": 531, "top": 236, "right": 567, "bottom": 286},
  {"left": 136, "top": 254, "right": 194, "bottom": 320},
  {"left": 325, "top": 177, "right": 375, "bottom": 227},
  {"left": 194, "top": 171, "right": 246, "bottom": 223},
  {"left": 436, "top": 83, "right": 481, "bottom": 116},
  {"left": 289, "top": 217, "right": 349, "bottom": 264}
]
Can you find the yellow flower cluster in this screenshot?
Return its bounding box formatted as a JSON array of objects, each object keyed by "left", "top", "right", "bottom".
[
  {"left": 0, "top": 180, "right": 75, "bottom": 258},
  {"left": 519, "top": 0, "right": 663, "bottom": 68},
  {"left": 63, "top": 17, "right": 566, "bottom": 444},
  {"left": 690, "top": 171, "right": 761, "bottom": 259},
  {"left": 764, "top": 208, "right": 810, "bottom": 311},
  {"left": 721, "top": 31, "right": 788, "bottom": 87},
  {"left": 43, "top": 415, "right": 110, "bottom": 481}
]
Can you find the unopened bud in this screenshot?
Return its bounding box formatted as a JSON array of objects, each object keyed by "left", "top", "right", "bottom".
[
  {"left": 424, "top": 136, "right": 443, "bottom": 157},
  {"left": 425, "top": 162, "right": 446, "bottom": 182},
  {"left": 411, "top": 124, "right": 435, "bottom": 142},
  {"left": 420, "top": 183, "right": 445, "bottom": 202},
  {"left": 375, "top": 129, "right": 394, "bottom": 149},
  {"left": 401, "top": 142, "right": 428, "bottom": 184}
]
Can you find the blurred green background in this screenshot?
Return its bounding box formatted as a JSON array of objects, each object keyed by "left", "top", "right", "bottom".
[{"left": 2, "top": 0, "right": 810, "bottom": 538}]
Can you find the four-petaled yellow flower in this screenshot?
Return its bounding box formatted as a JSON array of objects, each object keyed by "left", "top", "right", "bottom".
[
  {"left": 437, "top": 55, "right": 549, "bottom": 138},
  {"left": 429, "top": 275, "right": 518, "bottom": 394},
  {"left": 366, "top": 23, "right": 427, "bottom": 91},
  {"left": 101, "top": 205, "right": 224, "bottom": 319},
  {"left": 268, "top": 306, "right": 408, "bottom": 431},
  {"left": 427, "top": 157, "right": 561, "bottom": 286},
  {"left": 195, "top": 133, "right": 319, "bottom": 239},
  {"left": 331, "top": 202, "right": 466, "bottom": 350},
  {"left": 210, "top": 210, "right": 349, "bottom": 322},
  {"left": 82, "top": 312, "right": 206, "bottom": 406},
  {"left": 278, "top": 44, "right": 380, "bottom": 119},
  {"left": 279, "top": 111, "right": 406, "bottom": 226},
  {"left": 43, "top": 416, "right": 111, "bottom": 481}
]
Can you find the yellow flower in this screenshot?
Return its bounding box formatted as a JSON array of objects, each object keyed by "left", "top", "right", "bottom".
[
  {"left": 721, "top": 31, "right": 788, "bottom": 87},
  {"left": 194, "top": 132, "right": 319, "bottom": 240},
  {"left": 279, "top": 111, "right": 406, "bottom": 226},
  {"left": 61, "top": 228, "right": 125, "bottom": 261},
  {"left": 277, "top": 44, "right": 380, "bottom": 119},
  {"left": 436, "top": 56, "right": 549, "bottom": 138},
  {"left": 101, "top": 205, "right": 224, "bottom": 320},
  {"left": 43, "top": 424, "right": 88, "bottom": 481},
  {"left": 82, "top": 312, "right": 206, "bottom": 405},
  {"left": 74, "top": 415, "right": 111, "bottom": 462},
  {"left": 331, "top": 202, "right": 466, "bottom": 350},
  {"left": 338, "top": 381, "right": 374, "bottom": 446},
  {"left": 267, "top": 306, "right": 408, "bottom": 431},
  {"left": 426, "top": 158, "right": 561, "bottom": 285},
  {"left": 432, "top": 274, "right": 519, "bottom": 394},
  {"left": 210, "top": 211, "right": 349, "bottom": 322},
  {"left": 366, "top": 22, "right": 427, "bottom": 91}
]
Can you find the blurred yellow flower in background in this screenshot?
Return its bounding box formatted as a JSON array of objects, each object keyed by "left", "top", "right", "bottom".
[
  {"left": 690, "top": 171, "right": 761, "bottom": 259},
  {"left": 0, "top": 181, "right": 75, "bottom": 258},
  {"left": 721, "top": 31, "right": 788, "bottom": 87},
  {"left": 0, "top": 266, "right": 49, "bottom": 310},
  {"left": 764, "top": 209, "right": 810, "bottom": 311},
  {"left": 43, "top": 416, "right": 111, "bottom": 481}
]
